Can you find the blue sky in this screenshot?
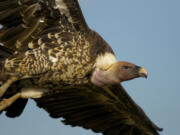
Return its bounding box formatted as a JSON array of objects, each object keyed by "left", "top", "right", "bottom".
[{"left": 0, "top": 0, "right": 179, "bottom": 135}]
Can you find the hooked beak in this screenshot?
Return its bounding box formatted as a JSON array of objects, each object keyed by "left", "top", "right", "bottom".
[{"left": 137, "top": 67, "right": 148, "bottom": 78}]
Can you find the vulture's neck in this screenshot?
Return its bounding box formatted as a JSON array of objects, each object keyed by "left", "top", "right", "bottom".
[{"left": 91, "top": 52, "right": 117, "bottom": 86}]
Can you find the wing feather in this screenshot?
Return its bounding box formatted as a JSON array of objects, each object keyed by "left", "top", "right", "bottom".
[
  {"left": 35, "top": 84, "right": 162, "bottom": 135},
  {"left": 0, "top": 0, "right": 89, "bottom": 50},
  {"left": 54, "top": 0, "right": 88, "bottom": 31}
]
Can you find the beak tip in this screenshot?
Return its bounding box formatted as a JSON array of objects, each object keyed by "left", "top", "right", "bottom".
[
  {"left": 144, "top": 74, "right": 148, "bottom": 79},
  {"left": 138, "top": 67, "right": 148, "bottom": 79}
]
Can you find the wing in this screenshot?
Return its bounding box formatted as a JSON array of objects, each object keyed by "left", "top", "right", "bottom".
[
  {"left": 0, "top": 0, "right": 88, "bottom": 50},
  {"left": 35, "top": 84, "right": 162, "bottom": 135}
]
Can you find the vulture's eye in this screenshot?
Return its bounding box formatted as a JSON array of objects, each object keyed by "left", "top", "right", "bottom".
[{"left": 123, "top": 66, "right": 131, "bottom": 69}]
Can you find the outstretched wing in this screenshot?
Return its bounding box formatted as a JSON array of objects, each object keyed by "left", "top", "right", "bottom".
[
  {"left": 35, "top": 84, "right": 162, "bottom": 135},
  {"left": 0, "top": 0, "right": 88, "bottom": 50}
]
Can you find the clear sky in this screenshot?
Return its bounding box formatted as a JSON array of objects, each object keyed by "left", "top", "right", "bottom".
[{"left": 0, "top": 0, "right": 179, "bottom": 135}]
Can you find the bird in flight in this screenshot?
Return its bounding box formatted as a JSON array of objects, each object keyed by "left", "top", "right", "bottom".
[{"left": 0, "top": 0, "right": 162, "bottom": 135}]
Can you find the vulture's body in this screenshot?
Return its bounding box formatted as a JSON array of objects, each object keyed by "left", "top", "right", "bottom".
[{"left": 0, "top": 0, "right": 162, "bottom": 135}]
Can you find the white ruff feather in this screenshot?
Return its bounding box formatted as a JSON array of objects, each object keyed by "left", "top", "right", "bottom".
[{"left": 95, "top": 53, "right": 117, "bottom": 70}]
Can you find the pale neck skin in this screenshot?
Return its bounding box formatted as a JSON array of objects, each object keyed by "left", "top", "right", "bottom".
[
  {"left": 91, "top": 62, "right": 148, "bottom": 87},
  {"left": 91, "top": 68, "right": 119, "bottom": 87}
]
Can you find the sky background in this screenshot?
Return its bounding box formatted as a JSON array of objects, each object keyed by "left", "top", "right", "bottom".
[{"left": 0, "top": 0, "right": 180, "bottom": 135}]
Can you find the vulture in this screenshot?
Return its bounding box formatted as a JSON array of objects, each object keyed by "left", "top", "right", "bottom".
[{"left": 0, "top": 0, "right": 162, "bottom": 135}]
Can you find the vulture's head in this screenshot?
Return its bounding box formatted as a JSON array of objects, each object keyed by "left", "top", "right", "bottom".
[{"left": 91, "top": 61, "right": 148, "bottom": 87}]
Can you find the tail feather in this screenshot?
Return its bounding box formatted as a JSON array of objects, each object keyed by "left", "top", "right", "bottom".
[
  {"left": 0, "top": 46, "right": 27, "bottom": 118},
  {"left": 0, "top": 81, "right": 28, "bottom": 118},
  {"left": 5, "top": 98, "right": 28, "bottom": 118}
]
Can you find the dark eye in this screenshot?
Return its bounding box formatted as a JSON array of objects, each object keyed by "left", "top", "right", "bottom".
[{"left": 123, "top": 66, "right": 131, "bottom": 69}]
